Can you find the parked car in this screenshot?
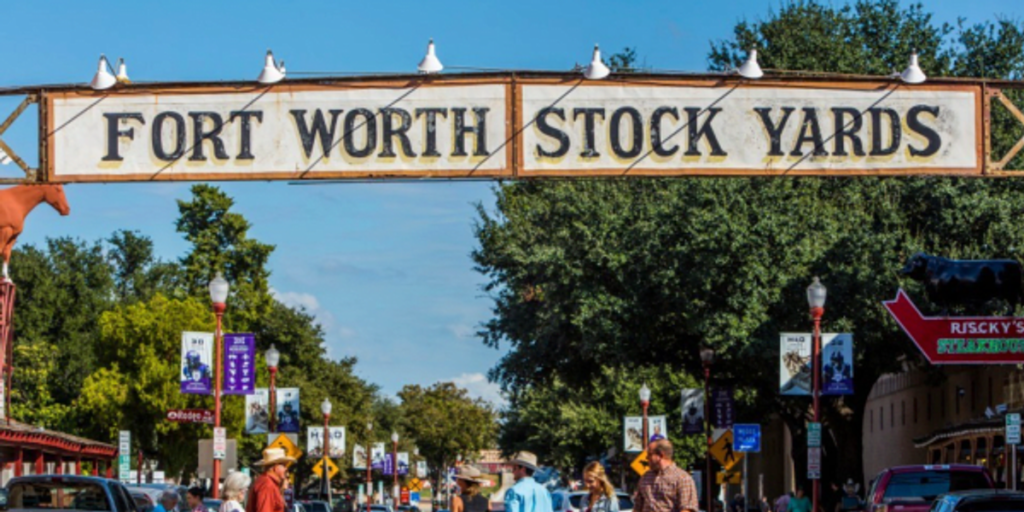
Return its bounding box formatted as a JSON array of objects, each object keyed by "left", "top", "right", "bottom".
[
  {"left": 125, "top": 486, "right": 166, "bottom": 512},
  {"left": 931, "top": 490, "right": 1024, "bottom": 512},
  {"left": 303, "top": 501, "right": 332, "bottom": 512},
  {"left": 0, "top": 475, "right": 140, "bottom": 512},
  {"left": 204, "top": 498, "right": 223, "bottom": 512},
  {"left": 551, "top": 491, "right": 635, "bottom": 512},
  {"left": 369, "top": 505, "right": 394, "bottom": 512},
  {"left": 865, "top": 465, "right": 996, "bottom": 512}
]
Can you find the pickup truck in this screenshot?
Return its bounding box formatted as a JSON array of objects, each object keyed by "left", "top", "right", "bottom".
[
  {"left": 865, "top": 465, "right": 995, "bottom": 512},
  {"left": 0, "top": 475, "right": 140, "bottom": 512}
]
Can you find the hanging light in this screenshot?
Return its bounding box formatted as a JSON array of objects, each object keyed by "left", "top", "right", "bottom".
[
  {"left": 208, "top": 272, "right": 230, "bottom": 305},
  {"left": 321, "top": 398, "right": 333, "bottom": 416},
  {"left": 639, "top": 383, "right": 651, "bottom": 404},
  {"left": 115, "top": 58, "right": 131, "bottom": 84},
  {"left": 391, "top": 431, "right": 399, "bottom": 443},
  {"left": 736, "top": 48, "right": 764, "bottom": 79},
  {"left": 90, "top": 55, "right": 116, "bottom": 91},
  {"left": 417, "top": 39, "right": 444, "bottom": 74},
  {"left": 583, "top": 44, "right": 610, "bottom": 80},
  {"left": 807, "top": 276, "right": 827, "bottom": 309},
  {"left": 900, "top": 51, "right": 926, "bottom": 84},
  {"left": 265, "top": 344, "right": 280, "bottom": 370},
  {"left": 257, "top": 50, "right": 286, "bottom": 85}
]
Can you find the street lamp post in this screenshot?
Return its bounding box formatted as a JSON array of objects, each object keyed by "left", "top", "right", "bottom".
[
  {"left": 321, "top": 398, "right": 332, "bottom": 501},
  {"left": 266, "top": 344, "right": 280, "bottom": 433},
  {"left": 701, "top": 347, "right": 715, "bottom": 512},
  {"left": 366, "top": 422, "right": 373, "bottom": 512},
  {"left": 208, "top": 272, "right": 229, "bottom": 500},
  {"left": 391, "top": 432, "right": 400, "bottom": 505},
  {"left": 639, "top": 383, "right": 651, "bottom": 447},
  {"left": 807, "top": 277, "right": 827, "bottom": 512}
]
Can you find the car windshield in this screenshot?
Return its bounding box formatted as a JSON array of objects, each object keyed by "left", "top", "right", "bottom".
[
  {"left": 7, "top": 481, "right": 110, "bottom": 511},
  {"left": 306, "top": 503, "right": 330, "bottom": 512},
  {"left": 883, "top": 472, "right": 991, "bottom": 502},
  {"left": 959, "top": 500, "right": 1024, "bottom": 512},
  {"left": 569, "top": 494, "right": 634, "bottom": 510}
]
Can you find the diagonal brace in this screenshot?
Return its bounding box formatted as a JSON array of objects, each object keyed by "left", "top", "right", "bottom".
[{"left": 0, "top": 96, "right": 36, "bottom": 178}]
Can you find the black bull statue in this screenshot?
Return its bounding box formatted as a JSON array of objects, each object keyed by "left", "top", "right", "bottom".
[{"left": 901, "top": 253, "right": 1024, "bottom": 312}]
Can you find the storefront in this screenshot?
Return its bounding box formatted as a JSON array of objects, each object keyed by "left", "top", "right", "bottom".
[
  {"left": 915, "top": 418, "right": 1018, "bottom": 486},
  {"left": 0, "top": 419, "right": 117, "bottom": 484}
]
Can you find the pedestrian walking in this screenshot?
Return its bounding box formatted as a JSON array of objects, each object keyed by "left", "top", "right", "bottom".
[
  {"left": 774, "top": 493, "right": 792, "bottom": 512},
  {"left": 581, "top": 462, "right": 619, "bottom": 512},
  {"left": 154, "top": 490, "right": 180, "bottom": 512},
  {"left": 786, "top": 489, "right": 810, "bottom": 512},
  {"left": 246, "top": 448, "right": 297, "bottom": 512},
  {"left": 187, "top": 488, "right": 205, "bottom": 512},
  {"left": 452, "top": 465, "right": 489, "bottom": 512},
  {"left": 221, "top": 471, "right": 252, "bottom": 512},
  {"left": 633, "top": 440, "right": 698, "bottom": 512},
  {"left": 760, "top": 496, "right": 771, "bottom": 512},
  {"left": 504, "top": 452, "right": 553, "bottom": 512}
]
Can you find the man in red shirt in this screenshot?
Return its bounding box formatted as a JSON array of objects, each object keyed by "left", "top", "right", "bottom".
[{"left": 246, "top": 448, "right": 297, "bottom": 512}]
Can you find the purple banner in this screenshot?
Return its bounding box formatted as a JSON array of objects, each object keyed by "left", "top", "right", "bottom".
[
  {"left": 383, "top": 453, "right": 409, "bottom": 476},
  {"left": 223, "top": 333, "right": 256, "bottom": 395},
  {"left": 711, "top": 386, "right": 734, "bottom": 429}
]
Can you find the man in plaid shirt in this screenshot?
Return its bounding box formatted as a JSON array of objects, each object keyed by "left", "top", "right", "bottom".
[{"left": 634, "top": 439, "right": 699, "bottom": 512}]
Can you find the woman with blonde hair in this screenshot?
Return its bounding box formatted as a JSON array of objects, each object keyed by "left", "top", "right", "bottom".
[
  {"left": 452, "top": 465, "right": 489, "bottom": 512},
  {"left": 582, "top": 462, "right": 619, "bottom": 512},
  {"left": 220, "top": 470, "right": 252, "bottom": 512}
]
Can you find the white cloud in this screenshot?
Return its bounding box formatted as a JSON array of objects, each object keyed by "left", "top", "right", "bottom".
[
  {"left": 447, "top": 324, "right": 475, "bottom": 339},
  {"left": 270, "top": 287, "right": 354, "bottom": 341},
  {"left": 450, "top": 373, "right": 507, "bottom": 409}
]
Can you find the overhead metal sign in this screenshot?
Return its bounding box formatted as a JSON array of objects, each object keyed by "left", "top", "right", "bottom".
[{"left": 0, "top": 73, "right": 998, "bottom": 184}]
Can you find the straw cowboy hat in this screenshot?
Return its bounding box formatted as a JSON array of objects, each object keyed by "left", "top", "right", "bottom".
[
  {"left": 454, "top": 465, "right": 489, "bottom": 485},
  {"left": 509, "top": 451, "right": 539, "bottom": 472},
  {"left": 254, "top": 447, "right": 297, "bottom": 467}
]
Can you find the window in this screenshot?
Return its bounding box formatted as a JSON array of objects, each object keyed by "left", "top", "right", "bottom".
[
  {"left": 7, "top": 481, "right": 112, "bottom": 511},
  {"left": 882, "top": 471, "right": 990, "bottom": 501}
]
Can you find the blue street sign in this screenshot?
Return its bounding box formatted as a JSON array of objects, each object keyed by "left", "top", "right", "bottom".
[{"left": 733, "top": 424, "right": 761, "bottom": 453}]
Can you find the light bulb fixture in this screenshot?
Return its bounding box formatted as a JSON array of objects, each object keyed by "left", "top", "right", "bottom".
[
  {"left": 257, "top": 49, "right": 286, "bottom": 85},
  {"left": 90, "top": 55, "right": 116, "bottom": 91},
  {"left": 583, "top": 44, "right": 610, "bottom": 80},
  {"left": 417, "top": 39, "right": 444, "bottom": 74},
  {"left": 391, "top": 431, "right": 399, "bottom": 443},
  {"left": 321, "top": 398, "right": 332, "bottom": 416},
  {"left": 807, "top": 276, "right": 827, "bottom": 309},
  {"left": 639, "top": 383, "right": 651, "bottom": 403},
  {"left": 208, "top": 272, "right": 230, "bottom": 305},
  {"left": 115, "top": 58, "right": 131, "bottom": 84},
  {"left": 736, "top": 48, "right": 764, "bottom": 79},
  {"left": 700, "top": 347, "right": 716, "bottom": 365},
  {"left": 265, "top": 344, "right": 280, "bottom": 369},
  {"left": 900, "top": 51, "right": 927, "bottom": 84}
]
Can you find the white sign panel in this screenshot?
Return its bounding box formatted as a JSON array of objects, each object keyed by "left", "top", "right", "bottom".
[
  {"left": 780, "top": 333, "right": 812, "bottom": 396},
  {"left": 624, "top": 415, "right": 667, "bottom": 452},
  {"left": 245, "top": 388, "right": 270, "bottom": 434},
  {"left": 213, "top": 427, "right": 226, "bottom": 460},
  {"left": 352, "top": 444, "right": 368, "bottom": 470},
  {"left": 521, "top": 84, "right": 977, "bottom": 175},
  {"left": 307, "top": 426, "right": 346, "bottom": 459},
  {"left": 1008, "top": 413, "right": 1021, "bottom": 445},
  {"left": 50, "top": 85, "right": 509, "bottom": 181}
]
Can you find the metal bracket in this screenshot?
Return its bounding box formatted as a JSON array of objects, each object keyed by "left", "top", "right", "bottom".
[{"left": 0, "top": 95, "right": 37, "bottom": 183}]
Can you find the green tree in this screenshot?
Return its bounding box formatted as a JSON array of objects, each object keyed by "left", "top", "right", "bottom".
[{"left": 107, "top": 229, "right": 181, "bottom": 302}]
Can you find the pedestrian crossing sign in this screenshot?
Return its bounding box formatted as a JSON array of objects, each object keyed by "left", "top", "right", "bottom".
[
  {"left": 710, "top": 429, "right": 743, "bottom": 471},
  {"left": 269, "top": 433, "right": 303, "bottom": 460},
  {"left": 312, "top": 457, "right": 339, "bottom": 479},
  {"left": 630, "top": 450, "right": 650, "bottom": 476},
  {"left": 716, "top": 470, "right": 741, "bottom": 484}
]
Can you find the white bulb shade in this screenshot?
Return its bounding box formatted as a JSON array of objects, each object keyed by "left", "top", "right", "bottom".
[
  {"left": 700, "top": 347, "right": 715, "bottom": 364},
  {"left": 90, "top": 55, "right": 116, "bottom": 91},
  {"left": 208, "top": 272, "right": 230, "bottom": 304},
  {"left": 265, "top": 344, "right": 280, "bottom": 369},
  {"left": 807, "top": 276, "right": 827, "bottom": 309},
  {"left": 116, "top": 58, "right": 130, "bottom": 82},
  {"left": 367, "top": 422, "right": 373, "bottom": 431},
  {"left": 639, "top": 383, "right": 651, "bottom": 402},
  {"left": 583, "top": 45, "right": 610, "bottom": 80},
  {"left": 737, "top": 49, "right": 764, "bottom": 79},
  {"left": 418, "top": 39, "right": 444, "bottom": 74},
  {"left": 257, "top": 50, "right": 285, "bottom": 85},
  {"left": 321, "top": 398, "right": 332, "bottom": 415},
  {"left": 900, "top": 52, "right": 927, "bottom": 84},
  {"left": 414, "top": 448, "right": 419, "bottom": 456},
  {"left": 391, "top": 431, "right": 399, "bottom": 443}
]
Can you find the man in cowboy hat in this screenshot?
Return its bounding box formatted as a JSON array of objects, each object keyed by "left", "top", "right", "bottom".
[
  {"left": 453, "top": 465, "right": 490, "bottom": 512},
  {"left": 504, "top": 452, "right": 553, "bottom": 512},
  {"left": 246, "top": 448, "right": 297, "bottom": 512}
]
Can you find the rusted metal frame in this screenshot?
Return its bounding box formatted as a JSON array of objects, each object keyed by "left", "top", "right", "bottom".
[
  {"left": 992, "top": 90, "right": 1024, "bottom": 171},
  {"left": 0, "top": 94, "right": 38, "bottom": 181}
]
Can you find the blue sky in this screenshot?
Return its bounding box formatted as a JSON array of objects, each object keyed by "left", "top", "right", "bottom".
[{"left": 0, "top": 0, "right": 1020, "bottom": 407}]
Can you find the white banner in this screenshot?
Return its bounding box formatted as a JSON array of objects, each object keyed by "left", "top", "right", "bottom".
[
  {"left": 180, "top": 332, "right": 214, "bottom": 395},
  {"left": 307, "top": 426, "right": 346, "bottom": 459},
  {"left": 624, "top": 415, "right": 667, "bottom": 452},
  {"left": 51, "top": 85, "right": 509, "bottom": 181},
  {"left": 681, "top": 389, "right": 705, "bottom": 435},
  {"left": 780, "top": 333, "right": 812, "bottom": 396},
  {"left": 353, "top": 444, "right": 368, "bottom": 470},
  {"left": 521, "top": 84, "right": 977, "bottom": 174},
  {"left": 245, "top": 388, "right": 270, "bottom": 434}
]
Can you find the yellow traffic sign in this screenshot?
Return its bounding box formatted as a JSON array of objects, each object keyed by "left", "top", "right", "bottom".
[
  {"left": 717, "top": 470, "right": 741, "bottom": 484},
  {"left": 710, "top": 430, "right": 743, "bottom": 471},
  {"left": 630, "top": 450, "right": 650, "bottom": 476},
  {"left": 408, "top": 478, "right": 422, "bottom": 491},
  {"left": 312, "top": 457, "right": 339, "bottom": 480},
  {"left": 269, "top": 433, "right": 303, "bottom": 461}
]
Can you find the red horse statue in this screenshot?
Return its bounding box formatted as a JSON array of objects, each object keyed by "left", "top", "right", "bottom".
[{"left": 0, "top": 184, "right": 71, "bottom": 279}]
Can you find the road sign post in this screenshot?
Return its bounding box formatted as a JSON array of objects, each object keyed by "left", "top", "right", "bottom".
[
  {"left": 807, "top": 423, "right": 821, "bottom": 480},
  {"left": 733, "top": 424, "right": 761, "bottom": 509},
  {"left": 118, "top": 431, "right": 131, "bottom": 483},
  {"left": 213, "top": 427, "right": 226, "bottom": 460},
  {"left": 1008, "top": 414, "right": 1021, "bottom": 490}
]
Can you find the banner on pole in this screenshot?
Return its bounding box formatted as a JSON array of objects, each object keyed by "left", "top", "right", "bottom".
[
  {"left": 371, "top": 443, "right": 386, "bottom": 470},
  {"left": 307, "top": 426, "right": 346, "bottom": 459},
  {"left": 275, "top": 388, "right": 300, "bottom": 432},
  {"left": 353, "top": 444, "right": 368, "bottom": 470},
  {"left": 223, "top": 333, "right": 256, "bottom": 395},
  {"left": 711, "top": 387, "right": 734, "bottom": 428},
  {"left": 822, "top": 333, "right": 854, "bottom": 395},
  {"left": 245, "top": 388, "right": 270, "bottom": 434},
  {"left": 682, "top": 389, "right": 705, "bottom": 435},
  {"left": 180, "top": 332, "right": 214, "bottom": 395},
  {"left": 780, "top": 333, "right": 812, "bottom": 396}
]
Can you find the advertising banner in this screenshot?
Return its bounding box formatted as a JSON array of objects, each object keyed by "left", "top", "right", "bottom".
[
  {"left": 223, "top": 333, "right": 256, "bottom": 395},
  {"left": 276, "top": 388, "right": 300, "bottom": 433},
  {"left": 681, "top": 388, "right": 705, "bottom": 435},
  {"left": 384, "top": 452, "right": 411, "bottom": 476},
  {"left": 623, "top": 416, "right": 643, "bottom": 453},
  {"left": 780, "top": 333, "right": 812, "bottom": 396},
  {"left": 307, "top": 426, "right": 346, "bottom": 459},
  {"left": 711, "top": 387, "right": 734, "bottom": 428},
  {"left": 166, "top": 409, "right": 215, "bottom": 425},
  {"left": 245, "top": 389, "right": 270, "bottom": 434},
  {"left": 181, "top": 332, "right": 214, "bottom": 395},
  {"left": 371, "top": 442, "right": 386, "bottom": 470},
  {"left": 822, "top": 333, "right": 854, "bottom": 395},
  {"left": 352, "top": 444, "right": 368, "bottom": 470},
  {"left": 416, "top": 461, "right": 427, "bottom": 477}
]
